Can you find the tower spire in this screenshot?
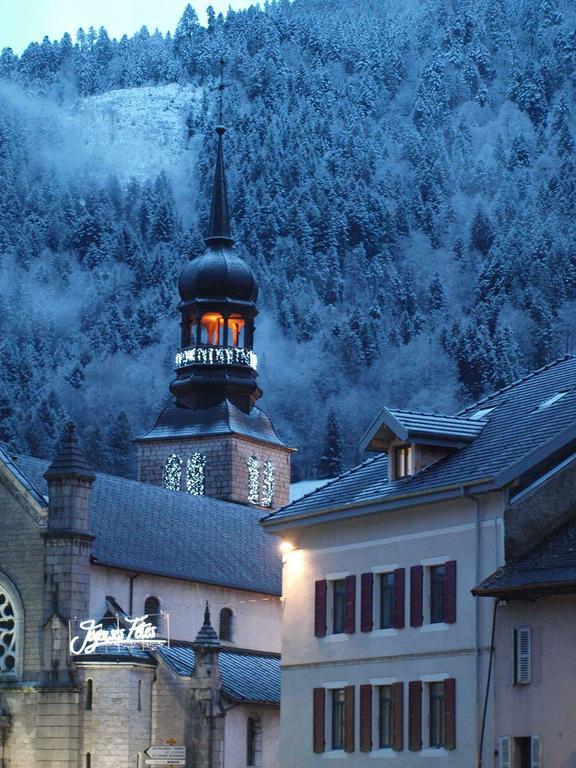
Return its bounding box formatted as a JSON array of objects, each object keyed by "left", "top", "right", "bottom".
[{"left": 205, "top": 59, "right": 234, "bottom": 248}]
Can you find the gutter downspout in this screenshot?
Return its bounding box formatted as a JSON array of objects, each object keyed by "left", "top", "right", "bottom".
[
  {"left": 479, "top": 598, "right": 500, "bottom": 768},
  {"left": 461, "top": 487, "right": 481, "bottom": 768}
]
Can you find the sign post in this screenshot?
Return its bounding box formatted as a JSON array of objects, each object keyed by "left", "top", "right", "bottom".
[{"left": 144, "top": 746, "right": 185, "bottom": 766}]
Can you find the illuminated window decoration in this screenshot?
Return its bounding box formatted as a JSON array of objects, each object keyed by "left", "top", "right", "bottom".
[
  {"left": 186, "top": 453, "right": 207, "bottom": 496},
  {"left": 0, "top": 586, "right": 18, "bottom": 674},
  {"left": 247, "top": 457, "right": 260, "bottom": 505},
  {"left": 175, "top": 346, "right": 257, "bottom": 370},
  {"left": 261, "top": 460, "right": 275, "bottom": 508},
  {"left": 163, "top": 454, "right": 182, "bottom": 491}
]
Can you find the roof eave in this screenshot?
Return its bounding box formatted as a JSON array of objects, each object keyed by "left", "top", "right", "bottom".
[{"left": 473, "top": 580, "right": 576, "bottom": 599}]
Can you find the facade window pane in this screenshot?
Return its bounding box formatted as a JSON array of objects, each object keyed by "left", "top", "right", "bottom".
[
  {"left": 430, "top": 565, "right": 446, "bottom": 624},
  {"left": 379, "top": 573, "right": 395, "bottom": 629},
  {"left": 378, "top": 685, "right": 394, "bottom": 748},
  {"left": 332, "top": 580, "right": 346, "bottom": 634},
  {"left": 331, "top": 688, "right": 345, "bottom": 750},
  {"left": 395, "top": 446, "right": 412, "bottom": 478},
  {"left": 429, "top": 682, "right": 445, "bottom": 748}
]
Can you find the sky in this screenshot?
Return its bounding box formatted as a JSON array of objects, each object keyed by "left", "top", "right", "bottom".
[{"left": 0, "top": 0, "right": 257, "bottom": 53}]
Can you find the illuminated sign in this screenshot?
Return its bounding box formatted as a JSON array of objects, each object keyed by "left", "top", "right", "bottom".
[{"left": 69, "top": 615, "right": 167, "bottom": 656}]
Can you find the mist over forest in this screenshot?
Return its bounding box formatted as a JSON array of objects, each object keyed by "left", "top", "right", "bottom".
[{"left": 0, "top": 0, "right": 575, "bottom": 479}]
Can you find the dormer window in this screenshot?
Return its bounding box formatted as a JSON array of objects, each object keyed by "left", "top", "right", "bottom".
[
  {"left": 395, "top": 445, "right": 412, "bottom": 478},
  {"left": 469, "top": 407, "right": 495, "bottom": 420}
]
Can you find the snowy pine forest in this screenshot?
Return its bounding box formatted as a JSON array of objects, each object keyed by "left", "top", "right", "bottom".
[{"left": 0, "top": 0, "right": 575, "bottom": 479}]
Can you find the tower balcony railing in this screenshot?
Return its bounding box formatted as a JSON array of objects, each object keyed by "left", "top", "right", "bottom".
[{"left": 175, "top": 345, "right": 258, "bottom": 370}]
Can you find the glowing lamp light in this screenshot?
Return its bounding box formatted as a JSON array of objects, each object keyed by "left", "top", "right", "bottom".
[{"left": 279, "top": 541, "right": 294, "bottom": 555}]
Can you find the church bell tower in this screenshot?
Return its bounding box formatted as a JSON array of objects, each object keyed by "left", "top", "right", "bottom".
[{"left": 136, "top": 115, "right": 292, "bottom": 510}]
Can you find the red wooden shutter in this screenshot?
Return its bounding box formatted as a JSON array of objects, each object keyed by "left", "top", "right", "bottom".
[
  {"left": 314, "top": 580, "right": 327, "bottom": 637},
  {"left": 444, "top": 678, "right": 456, "bottom": 750},
  {"left": 391, "top": 682, "right": 404, "bottom": 752},
  {"left": 410, "top": 566, "right": 424, "bottom": 627},
  {"left": 408, "top": 681, "right": 422, "bottom": 751},
  {"left": 393, "top": 568, "right": 405, "bottom": 629},
  {"left": 360, "top": 572, "right": 374, "bottom": 632},
  {"left": 344, "top": 685, "right": 355, "bottom": 753},
  {"left": 444, "top": 561, "right": 457, "bottom": 624},
  {"left": 344, "top": 575, "right": 356, "bottom": 634},
  {"left": 313, "top": 687, "right": 326, "bottom": 753},
  {"left": 359, "top": 684, "right": 372, "bottom": 752}
]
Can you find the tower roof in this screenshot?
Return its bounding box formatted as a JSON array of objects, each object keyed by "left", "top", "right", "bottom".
[
  {"left": 205, "top": 126, "right": 234, "bottom": 248},
  {"left": 44, "top": 422, "right": 95, "bottom": 482},
  {"left": 192, "top": 602, "right": 221, "bottom": 650}
]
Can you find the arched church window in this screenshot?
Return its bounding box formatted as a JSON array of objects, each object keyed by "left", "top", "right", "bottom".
[
  {"left": 246, "top": 715, "right": 262, "bottom": 766},
  {"left": 219, "top": 608, "right": 234, "bottom": 642},
  {"left": 144, "top": 596, "right": 161, "bottom": 632},
  {"left": 228, "top": 314, "right": 245, "bottom": 347},
  {"left": 247, "top": 457, "right": 260, "bottom": 505},
  {"left": 0, "top": 579, "right": 20, "bottom": 676},
  {"left": 163, "top": 454, "right": 182, "bottom": 491},
  {"left": 261, "top": 460, "right": 275, "bottom": 508},
  {"left": 186, "top": 453, "right": 207, "bottom": 496},
  {"left": 200, "top": 312, "right": 224, "bottom": 346}
]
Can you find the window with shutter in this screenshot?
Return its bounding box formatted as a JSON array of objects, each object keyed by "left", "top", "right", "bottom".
[
  {"left": 333, "top": 579, "right": 347, "bottom": 634},
  {"left": 430, "top": 565, "right": 446, "bottom": 624},
  {"left": 531, "top": 735, "right": 541, "bottom": 768},
  {"left": 313, "top": 688, "right": 325, "bottom": 753},
  {"left": 408, "top": 681, "right": 422, "bottom": 751},
  {"left": 499, "top": 736, "right": 511, "bottom": 768},
  {"left": 360, "top": 573, "right": 373, "bottom": 632},
  {"left": 514, "top": 627, "right": 532, "bottom": 684},
  {"left": 391, "top": 682, "right": 403, "bottom": 752},
  {"left": 410, "top": 566, "right": 424, "bottom": 627},
  {"left": 377, "top": 685, "right": 394, "bottom": 749},
  {"left": 359, "top": 684, "right": 372, "bottom": 752},
  {"left": 344, "top": 576, "right": 356, "bottom": 634},
  {"left": 444, "top": 561, "right": 457, "bottom": 624},
  {"left": 393, "top": 568, "right": 405, "bottom": 629},
  {"left": 344, "top": 685, "right": 355, "bottom": 753},
  {"left": 332, "top": 689, "right": 345, "bottom": 750},
  {"left": 443, "top": 678, "right": 456, "bottom": 750},
  {"left": 314, "top": 580, "right": 327, "bottom": 638}
]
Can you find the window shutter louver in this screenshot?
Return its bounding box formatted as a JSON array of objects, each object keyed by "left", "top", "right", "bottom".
[
  {"left": 499, "top": 736, "right": 511, "bottom": 768},
  {"left": 391, "top": 682, "right": 404, "bottom": 752},
  {"left": 393, "top": 568, "right": 405, "bottom": 629},
  {"left": 443, "top": 678, "right": 456, "bottom": 750},
  {"left": 444, "top": 560, "right": 457, "bottom": 624},
  {"left": 410, "top": 566, "right": 424, "bottom": 627},
  {"left": 408, "top": 681, "right": 422, "bottom": 751},
  {"left": 515, "top": 627, "right": 532, "bottom": 684},
  {"left": 313, "top": 688, "right": 325, "bottom": 753},
  {"left": 314, "top": 580, "right": 327, "bottom": 638},
  {"left": 344, "top": 575, "right": 356, "bottom": 634},
  {"left": 360, "top": 572, "right": 374, "bottom": 633},
  {"left": 344, "top": 685, "right": 355, "bottom": 753},
  {"left": 359, "top": 684, "right": 372, "bottom": 752},
  {"left": 531, "top": 735, "right": 541, "bottom": 768}
]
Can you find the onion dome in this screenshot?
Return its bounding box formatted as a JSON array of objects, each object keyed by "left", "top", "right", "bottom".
[{"left": 178, "top": 247, "right": 258, "bottom": 303}]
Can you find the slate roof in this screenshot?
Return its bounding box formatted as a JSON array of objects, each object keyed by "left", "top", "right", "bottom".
[
  {"left": 263, "top": 355, "right": 576, "bottom": 528},
  {"left": 6, "top": 452, "right": 281, "bottom": 595},
  {"left": 474, "top": 515, "right": 576, "bottom": 598},
  {"left": 361, "top": 408, "right": 486, "bottom": 451},
  {"left": 136, "top": 400, "right": 289, "bottom": 448},
  {"left": 158, "top": 643, "right": 280, "bottom": 705}
]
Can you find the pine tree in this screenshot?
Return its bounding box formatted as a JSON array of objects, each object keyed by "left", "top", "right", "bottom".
[{"left": 318, "top": 410, "right": 343, "bottom": 478}]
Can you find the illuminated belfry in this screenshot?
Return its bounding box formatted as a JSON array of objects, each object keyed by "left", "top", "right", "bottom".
[{"left": 136, "top": 117, "right": 292, "bottom": 509}]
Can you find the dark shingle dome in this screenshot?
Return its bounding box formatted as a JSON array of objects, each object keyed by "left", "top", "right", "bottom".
[{"left": 178, "top": 246, "right": 258, "bottom": 304}]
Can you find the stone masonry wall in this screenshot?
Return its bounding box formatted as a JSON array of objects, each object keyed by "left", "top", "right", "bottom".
[{"left": 137, "top": 435, "right": 291, "bottom": 509}]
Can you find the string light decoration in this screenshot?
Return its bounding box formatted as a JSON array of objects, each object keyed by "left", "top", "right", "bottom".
[
  {"left": 186, "top": 453, "right": 207, "bottom": 496},
  {"left": 175, "top": 346, "right": 257, "bottom": 370},
  {"left": 247, "top": 457, "right": 260, "bottom": 505},
  {"left": 163, "top": 454, "right": 183, "bottom": 491},
  {"left": 261, "top": 460, "right": 275, "bottom": 508}
]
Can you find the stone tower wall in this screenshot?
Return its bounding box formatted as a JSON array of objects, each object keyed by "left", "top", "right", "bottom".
[{"left": 137, "top": 435, "right": 291, "bottom": 510}]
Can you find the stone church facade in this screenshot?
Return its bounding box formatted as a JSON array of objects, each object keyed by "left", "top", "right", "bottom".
[{"left": 0, "top": 118, "right": 289, "bottom": 768}]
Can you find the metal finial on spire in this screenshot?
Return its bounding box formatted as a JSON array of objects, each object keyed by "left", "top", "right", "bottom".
[{"left": 205, "top": 59, "right": 234, "bottom": 247}]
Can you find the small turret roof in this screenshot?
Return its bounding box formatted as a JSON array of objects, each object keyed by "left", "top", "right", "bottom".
[
  {"left": 192, "top": 602, "right": 221, "bottom": 650},
  {"left": 44, "top": 422, "right": 95, "bottom": 482}
]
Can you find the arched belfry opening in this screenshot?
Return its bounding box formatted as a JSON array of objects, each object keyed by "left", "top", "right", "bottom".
[{"left": 135, "top": 65, "right": 293, "bottom": 509}]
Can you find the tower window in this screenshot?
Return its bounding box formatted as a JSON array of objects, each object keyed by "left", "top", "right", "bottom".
[
  {"left": 261, "top": 460, "right": 275, "bottom": 508},
  {"left": 247, "top": 457, "right": 260, "bottom": 504},
  {"left": 228, "top": 314, "right": 245, "bottom": 347},
  {"left": 144, "top": 596, "right": 161, "bottom": 632},
  {"left": 85, "top": 679, "right": 93, "bottom": 711},
  {"left": 201, "top": 312, "right": 224, "bottom": 346},
  {"left": 219, "top": 607, "right": 234, "bottom": 641},
  {"left": 186, "top": 453, "right": 207, "bottom": 496},
  {"left": 163, "top": 454, "right": 183, "bottom": 491}
]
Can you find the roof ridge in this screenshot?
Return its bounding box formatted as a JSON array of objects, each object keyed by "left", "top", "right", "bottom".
[
  {"left": 391, "top": 408, "right": 480, "bottom": 420},
  {"left": 262, "top": 453, "right": 386, "bottom": 523},
  {"left": 457, "top": 354, "right": 575, "bottom": 416}
]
